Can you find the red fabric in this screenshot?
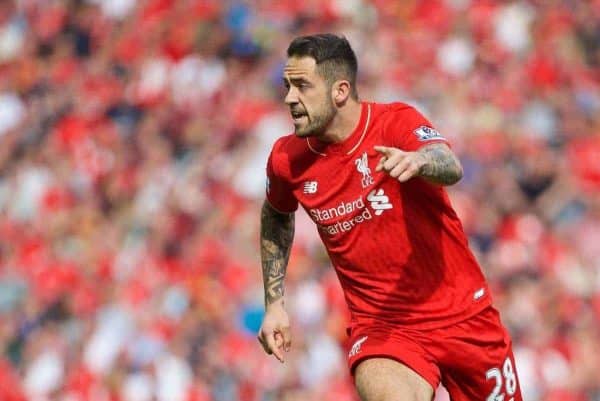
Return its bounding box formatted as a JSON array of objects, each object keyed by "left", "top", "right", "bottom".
[
  {"left": 470, "top": 132, "right": 509, "bottom": 162},
  {"left": 82, "top": 73, "right": 123, "bottom": 108},
  {"left": 266, "top": 102, "right": 491, "bottom": 329},
  {"left": 0, "top": 359, "right": 26, "bottom": 401},
  {"left": 113, "top": 30, "right": 145, "bottom": 65},
  {"left": 141, "top": 0, "right": 175, "bottom": 23},
  {"left": 567, "top": 136, "right": 600, "bottom": 192},
  {"left": 220, "top": 261, "right": 250, "bottom": 294},
  {"left": 190, "top": 0, "right": 221, "bottom": 19},
  {"left": 1, "top": 2, "right": 598, "bottom": 399},
  {"left": 187, "top": 385, "right": 213, "bottom": 401},
  {"left": 53, "top": 114, "right": 90, "bottom": 149},
  {"left": 51, "top": 57, "right": 79, "bottom": 85},
  {"left": 527, "top": 53, "right": 562, "bottom": 89},
  {"left": 347, "top": 306, "right": 523, "bottom": 401},
  {"left": 42, "top": 185, "right": 73, "bottom": 212},
  {"left": 71, "top": 279, "right": 101, "bottom": 316},
  {"left": 64, "top": 364, "right": 97, "bottom": 398},
  {"left": 31, "top": 3, "right": 67, "bottom": 41},
  {"left": 545, "top": 389, "right": 586, "bottom": 401},
  {"left": 123, "top": 278, "right": 151, "bottom": 306},
  {"left": 411, "top": 0, "right": 453, "bottom": 36},
  {"left": 162, "top": 17, "right": 196, "bottom": 61},
  {"left": 34, "top": 261, "right": 81, "bottom": 303},
  {"left": 466, "top": 0, "right": 498, "bottom": 40}
]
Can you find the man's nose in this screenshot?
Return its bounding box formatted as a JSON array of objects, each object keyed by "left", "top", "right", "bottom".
[{"left": 284, "top": 87, "right": 298, "bottom": 105}]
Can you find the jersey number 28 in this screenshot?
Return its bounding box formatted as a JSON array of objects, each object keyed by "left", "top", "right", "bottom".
[{"left": 486, "top": 357, "right": 518, "bottom": 401}]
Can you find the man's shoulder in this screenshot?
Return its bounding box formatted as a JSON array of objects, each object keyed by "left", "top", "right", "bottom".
[
  {"left": 269, "top": 133, "right": 314, "bottom": 173},
  {"left": 368, "top": 101, "right": 427, "bottom": 133},
  {"left": 370, "top": 101, "right": 420, "bottom": 116},
  {"left": 270, "top": 133, "right": 307, "bottom": 157}
]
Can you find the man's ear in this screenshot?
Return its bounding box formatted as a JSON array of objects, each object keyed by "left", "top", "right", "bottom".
[{"left": 332, "top": 80, "right": 352, "bottom": 106}]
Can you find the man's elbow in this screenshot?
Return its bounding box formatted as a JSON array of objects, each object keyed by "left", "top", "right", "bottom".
[
  {"left": 451, "top": 162, "right": 464, "bottom": 185},
  {"left": 439, "top": 161, "right": 463, "bottom": 186}
]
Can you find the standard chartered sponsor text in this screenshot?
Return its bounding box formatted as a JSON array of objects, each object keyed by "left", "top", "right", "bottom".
[{"left": 309, "top": 195, "right": 373, "bottom": 235}]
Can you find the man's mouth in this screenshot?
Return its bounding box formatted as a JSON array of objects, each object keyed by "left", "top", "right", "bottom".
[{"left": 290, "top": 110, "right": 307, "bottom": 122}]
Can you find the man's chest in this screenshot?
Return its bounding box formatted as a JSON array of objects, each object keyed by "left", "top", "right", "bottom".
[
  {"left": 292, "top": 149, "right": 382, "bottom": 208},
  {"left": 288, "top": 137, "right": 406, "bottom": 234}
]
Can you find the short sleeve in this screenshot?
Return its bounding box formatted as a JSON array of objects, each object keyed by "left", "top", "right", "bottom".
[
  {"left": 384, "top": 105, "right": 449, "bottom": 152},
  {"left": 265, "top": 145, "right": 298, "bottom": 213}
]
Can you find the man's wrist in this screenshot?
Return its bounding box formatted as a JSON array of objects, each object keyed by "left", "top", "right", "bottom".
[{"left": 265, "top": 297, "right": 285, "bottom": 310}]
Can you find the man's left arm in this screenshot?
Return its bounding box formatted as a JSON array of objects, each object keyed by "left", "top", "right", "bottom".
[{"left": 374, "top": 143, "right": 463, "bottom": 186}]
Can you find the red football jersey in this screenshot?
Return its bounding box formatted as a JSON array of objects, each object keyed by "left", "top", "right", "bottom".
[{"left": 266, "top": 102, "right": 491, "bottom": 329}]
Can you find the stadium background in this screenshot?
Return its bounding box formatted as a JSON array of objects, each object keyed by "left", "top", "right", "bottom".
[{"left": 0, "top": 0, "right": 599, "bottom": 400}]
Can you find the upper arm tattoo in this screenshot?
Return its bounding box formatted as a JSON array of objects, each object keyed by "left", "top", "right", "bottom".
[
  {"left": 417, "top": 143, "right": 463, "bottom": 185},
  {"left": 260, "top": 201, "right": 295, "bottom": 305}
]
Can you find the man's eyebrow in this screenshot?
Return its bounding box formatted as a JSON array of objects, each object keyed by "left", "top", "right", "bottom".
[{"left": 282, "top": 77, "right": 309, "bottom": 84}]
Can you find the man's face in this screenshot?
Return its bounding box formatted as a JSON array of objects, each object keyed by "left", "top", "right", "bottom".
[{"left": 283, "top": 56, "right": 336, "bottom": 137}]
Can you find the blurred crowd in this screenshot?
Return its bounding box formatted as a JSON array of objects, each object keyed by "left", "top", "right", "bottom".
[{"left": 0, "top": 0, "right": 599, "bottom": 400}]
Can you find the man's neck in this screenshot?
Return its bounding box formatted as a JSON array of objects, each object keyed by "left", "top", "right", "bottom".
[{"left": 317, "top": 100, "right": 362, "bottom": 143}]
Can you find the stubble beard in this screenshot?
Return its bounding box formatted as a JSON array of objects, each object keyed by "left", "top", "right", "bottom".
[{"left": 294, "top": 101, "right": 336, "bottom": 138}]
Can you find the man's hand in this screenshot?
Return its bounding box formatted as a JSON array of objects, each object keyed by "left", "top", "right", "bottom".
[
  {"left": 374, "top": 145, "right": 427, "bottom": 182},
  {"left": 257, "top": 299, "right": 292, "bottom": 363},
  {"left": 374, "top": 143, "right": 463, "bottom": 185}
]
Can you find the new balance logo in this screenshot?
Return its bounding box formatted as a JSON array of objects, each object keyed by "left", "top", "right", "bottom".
[
  {"left": 303, "top": 181, "right": 318, "bottom": 194},
  {"left": 349, "top": 336, "right": 368, "bottom": 358},
  {"left": 474, "top": 288, "right": 485, "bottom": 300},
  {"left": 355, "top": 152, "right": 374, "bottom": 188},
  {"left": 367, "top": 189, "right": 393, "bottom": 215}
]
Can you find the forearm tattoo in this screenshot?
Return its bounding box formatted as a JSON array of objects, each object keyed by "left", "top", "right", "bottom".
[
  {"left": 260, "top": 201, "right": 295, "bottom": 305},
  {"left": 418, "top": 143, "right": 463, "bottom": 185}
]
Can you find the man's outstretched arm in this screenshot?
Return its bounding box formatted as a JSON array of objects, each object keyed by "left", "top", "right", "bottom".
[
  {"left": 375, "top": 143, "right": 463, "bottom": 185},
  {"left": 258, "top": 200, "right": 295, "bottom": 362}
]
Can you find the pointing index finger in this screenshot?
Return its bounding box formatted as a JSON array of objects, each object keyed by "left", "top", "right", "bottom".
[
  {"left": 374, "top": 145, "right": 393, "bottom": 155},
  {"left": 266, "top": 332, "right": 285, "bottom": 363},
  {"left": 281, "top": 326, "right": 292, "bottom": 352}
]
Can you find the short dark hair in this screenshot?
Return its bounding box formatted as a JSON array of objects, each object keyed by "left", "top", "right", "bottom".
[{"left": 287, "top": 34, "right": 358, "bottom": 99}]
